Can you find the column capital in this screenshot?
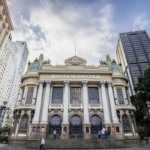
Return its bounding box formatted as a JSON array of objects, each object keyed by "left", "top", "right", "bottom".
[
  {"left": 38, "top": 81, "right": 44, "bottom": 84},
  {"left": 64, "top": 80, "right": 70, "bottom": 84},
  {"left": 100, "top": 81, "right": 106, "bottom": 86},
  {"left": 107, "top": 81, "right": 112, "bottom": 87},
  {"left": 45, "top": 81, "right": 51, "bottom": 85},
  {"left": 82, "top": 80, "right": 88, "bottom": 84}
]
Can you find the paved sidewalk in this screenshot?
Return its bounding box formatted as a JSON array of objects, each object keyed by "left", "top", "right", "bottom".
[{"left": 0, "top": 144, "right": 150, "bottom": 150}]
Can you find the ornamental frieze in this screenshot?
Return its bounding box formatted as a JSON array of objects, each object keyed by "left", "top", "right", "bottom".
[{"left": 40, "top": 74, "right": 111, "bottom": 80}]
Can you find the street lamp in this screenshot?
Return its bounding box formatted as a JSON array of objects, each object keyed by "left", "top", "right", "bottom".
[
  {"left": 146, "top": 101, "right": 150, "bottom": 116},
  {"left": 0, "top": 101, "right": 11, "bottom": 128}
]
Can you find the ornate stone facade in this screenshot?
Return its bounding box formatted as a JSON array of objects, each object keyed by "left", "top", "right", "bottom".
[{"left": 10, "top": 54, "right": 139, "bottom": 143}]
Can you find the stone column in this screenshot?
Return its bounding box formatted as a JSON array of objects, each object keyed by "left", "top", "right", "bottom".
[
  {"left": 17, "top": 88, "right": 23, "bottom": 106},
  {"left": 41, "top": 82, "right": 51, "bottom": 124},
  {"left": 113, "top": 87, "right": 119, "bottom": 105},
  {"left": 82, "top": 81, "right": 91, "bottom": 139},
  {"left": 98, "top": 86, "right": 102, "bottom": 105},
  {"left": 108, "top": 82, "right": 119, "bottom": 124},
  {"left": 16, "top": 110, "right": 25, "bottom": 136},
  {"left": 61, "top": 81, "right": 69, "bottom": 139},
  {"left": 32, "top": 86, "right": 37, "bottom": 105},
  {"left": 32, "top": 82, "right": 43, "bottom": 124},
  {"left": 122, "top": 87, "right": 128, "bottom": 105},
  {"left": 101, "top": 81, "right": 111, "bottom": 124},
  {"left": 22, "top": 86, "right": 28, "bottom": 105}
]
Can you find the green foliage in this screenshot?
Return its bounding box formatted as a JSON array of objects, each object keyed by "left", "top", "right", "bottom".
[
  {"left": 131, "top": 68, "right": 150, "bottom": 136},
  {"left": 0, "top": 126, "right": 11, "bottom": 143}
]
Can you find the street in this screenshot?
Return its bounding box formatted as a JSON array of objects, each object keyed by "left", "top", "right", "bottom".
[{"left": 0, "top": 144, "right": 150, "bottom": 150}]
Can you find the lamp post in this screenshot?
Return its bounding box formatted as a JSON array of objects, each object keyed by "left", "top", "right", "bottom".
[
  {"left": 146, "top": 101, "right": 150, "bottom": 116},
  {"left": 0, "top": 101, "right": 11, "bottom": 128}
]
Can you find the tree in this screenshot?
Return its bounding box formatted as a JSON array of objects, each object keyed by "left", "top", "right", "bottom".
[{"left": 131, "top": 68, "right": 150, "bottom": 136}]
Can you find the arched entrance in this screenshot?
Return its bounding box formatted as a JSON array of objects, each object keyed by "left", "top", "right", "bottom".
[
  {"left": 70, "top": 115, "right": 82, "bottom": 137},
  {"left": 49, "top": 115, "right": 62, "bottom": 136},
  {"left": 90, "top": 115, "right": 102, "bottom": 134}
]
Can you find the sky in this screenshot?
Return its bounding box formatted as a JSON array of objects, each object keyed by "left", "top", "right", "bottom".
[{"left": 7, "top": 0, "right": 150, "bottom": 65}]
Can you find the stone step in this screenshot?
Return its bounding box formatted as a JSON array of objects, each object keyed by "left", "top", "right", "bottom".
[{"left": 26, "top": 139, "right": 127, "bottom": 149}]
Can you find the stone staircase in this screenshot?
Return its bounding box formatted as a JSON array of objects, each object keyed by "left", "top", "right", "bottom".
[{"left": 26, "top": 138, "right": 127, "bottom": 149}]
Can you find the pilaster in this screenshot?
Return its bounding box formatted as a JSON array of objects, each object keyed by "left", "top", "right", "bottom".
[
  {"left": 82, "top": 80, "right": 91, "bottom": 139},
  {"left": 40, "top": 82, "right": 51, "bottom": 125},
  {"left": 61, "top": 81, "right": 69, "bottom": 139},
  {"left": 100, "top": 81, "right": 111, "bottom": 124},
  {"left": 32, "top": 82, "right": 43, "bottom": 124},
  {"left": 32, "top": 86, "right": 37, "bottom": 105},
  {"left": 108, "top": 82, "right": 119, "bottom": 124}
]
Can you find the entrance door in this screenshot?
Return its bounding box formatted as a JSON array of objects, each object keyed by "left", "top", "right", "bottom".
[
  {"left": 49, "top": 115, "right": 61, "bottom": 135},
  {"left": 90, "top": 115, "right": 102, "bottom": 134},
  {"left": 70, "top": 115, "right": 82, "bottom": 137}
]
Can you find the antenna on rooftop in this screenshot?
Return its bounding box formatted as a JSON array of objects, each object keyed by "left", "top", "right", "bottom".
[{"left": 75, "top": 43, "right": 76, "bottom": 56}]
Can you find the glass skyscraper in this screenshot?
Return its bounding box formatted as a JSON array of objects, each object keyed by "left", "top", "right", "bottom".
[{"left": 116, "top": 30, "right": 150, "bottom": 96}]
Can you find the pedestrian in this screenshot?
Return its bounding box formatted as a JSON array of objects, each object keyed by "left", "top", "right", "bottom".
[
  {"left": 106, "top": 126, "right": 111, "bottom": 141},
  {"left": 53, "top": 129, "right": 57, "bottom": 139},
  {"left": 101, "top": 126, "right": 106, "bottom": 139},
  {"left": 40, "top": 137, "right": 45, "bottom": 150},
  {"left": 98, "top": 130, "right": 101, "bottom": 138}
]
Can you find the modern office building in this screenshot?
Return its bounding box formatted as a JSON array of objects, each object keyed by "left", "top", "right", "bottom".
[
  {"left": 0, "top": 0, "right": 13, "bottom": 52},
  {"left": 0, "top": 0, "right": 14, "bottom": 106},
  {"left": 116, "top": 30, "right": 150, "bottom": 96},
  {"left": 9, "top": 54, "right": 139, "bottom": 147},
  {"left": 1, "top": 41, "right": 29, "bottom": 127}
]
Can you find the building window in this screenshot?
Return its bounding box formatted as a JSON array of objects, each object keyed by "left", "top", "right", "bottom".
[
  {"left": 70, "top": 87, "right": 81, "bottom": 104},
  {"left": 116, "top": 88, "right": 125, "bottom": 104},
  {"left": 122, "top": 115, "right": 131, "bottom": 133},
  {"left": 19, "top": 115, "right": 29, "bottom": 133},
  {"left": 52, "top": 87, "right": 63, "bottom": 104},
  {"left": 26, "top": 87, "right": 34, "bottom": 104},
  {"left": 88, "top": 87, "right": 99, "bottom": 104}
]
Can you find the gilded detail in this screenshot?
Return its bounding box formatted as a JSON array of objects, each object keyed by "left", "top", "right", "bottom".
[{"left": 40, "top": 74, "right": 111, "bottom": 79}]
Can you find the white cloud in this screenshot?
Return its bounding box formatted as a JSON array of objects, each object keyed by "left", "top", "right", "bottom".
[
  {"left": 132, "top": 14, "right": 149, "bottom": 31},
  {"left": 11, "top": 1, "right": 117, "bottom": 65}
]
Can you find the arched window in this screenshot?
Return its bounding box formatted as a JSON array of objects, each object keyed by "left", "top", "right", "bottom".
[
  {"left": 49, "top": 115, "right": 62, "bottom": 135},
  {"left": 50, "top": 115, "right": 61, "bottom": 125},
  {"left": 122, "top": 115, "right": 131, "bottom": 133},
  {"left": 70, "top": 115, "right": 82, "bottom": 134},
  {"left": 70, "top": 115, "right": 82, "bottom": 125},
  {"left": 90, "top": 115, "right": 102, "bottom": 134},
  {"left": 19, "top": 115, "right": 29, "bottom": 133}
]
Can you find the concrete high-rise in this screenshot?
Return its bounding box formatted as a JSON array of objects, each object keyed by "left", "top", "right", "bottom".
[
  {"left": 0, "top": 1, "right": 29, "bottom": 126},
  {"left": 116, "top": 30, "right": 150, "bottom": 96}
]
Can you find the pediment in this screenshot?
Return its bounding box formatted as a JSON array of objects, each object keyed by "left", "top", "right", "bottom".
[{"left": 65, "top": 55, "right": 87, "bottom": 66}]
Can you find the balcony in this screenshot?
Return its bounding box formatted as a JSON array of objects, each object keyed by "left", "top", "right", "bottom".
[
  {"left": 115, "top": 104, "right": 136, "bottom": 110},
  {"left": 69, "top": 101, "right": 83, "bottom": 110},
  {"left": 14, "top": 104, "right": 35, "bottom": 110},
  {"left": 49, "top": 104, "right": 63, "bottom": 110},
  {"left": 89, "top": 103, "right": 102, "bottom": 109}
]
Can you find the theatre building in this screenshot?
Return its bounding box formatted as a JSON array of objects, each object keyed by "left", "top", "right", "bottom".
[{"left": 10, "top": 54, "right": 139, "bottom": 144}]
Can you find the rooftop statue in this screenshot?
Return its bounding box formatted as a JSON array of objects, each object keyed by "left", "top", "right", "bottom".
[
  {"left": 27, "top": 54, "right": 45, "bottom": 71},
  {"left": 39, "top": 54, "right": 44, "bottom": 60},
  {"left": 100, "top": 54, "right": 123, "bottom": 71},
  {"left": 106, "top": 54, "right": 111, "bottom": 62}
]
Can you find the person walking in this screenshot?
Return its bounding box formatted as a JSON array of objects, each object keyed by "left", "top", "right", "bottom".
[
  {"left": 40, "top": 137, "right": 45, "bottom": 150},
  {"left": 106, "top": 126, "right": 111, "bottom": 142},
  {"left": 98, "top": 130, "right": 101, "bottom": 138},
  {"left": 101, "top": 126, "right": 106, "bottom": 139},
  {"left": 53, "top": 129, "right": 57, "bottom": 139}
]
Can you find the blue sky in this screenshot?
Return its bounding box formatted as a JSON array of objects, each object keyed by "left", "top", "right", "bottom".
[{"left": 7, "top": 0, "right": 150, "bottom": 65}]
